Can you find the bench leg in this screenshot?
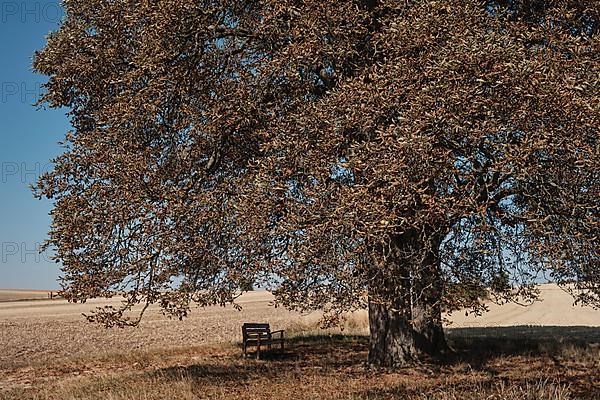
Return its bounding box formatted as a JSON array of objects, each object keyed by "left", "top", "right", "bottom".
[{"left": 256, "top": 340, "right": 261, "bottom": 359}]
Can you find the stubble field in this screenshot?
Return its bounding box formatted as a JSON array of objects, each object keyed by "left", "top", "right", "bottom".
[{"left": 0, "top": 285, "right": 599, "bottom": 399}]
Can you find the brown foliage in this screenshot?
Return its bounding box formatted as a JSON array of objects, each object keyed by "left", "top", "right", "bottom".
[{"left": 34, "top": 0, "right": 598, "bottom": 336}]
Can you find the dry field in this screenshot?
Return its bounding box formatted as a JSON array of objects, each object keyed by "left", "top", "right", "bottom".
[
  {"left": 0, "top": 286, "right": 599, "bottom": 399},
  {"left": 0, "top": 290, "right": 53, "bottom": 303}
]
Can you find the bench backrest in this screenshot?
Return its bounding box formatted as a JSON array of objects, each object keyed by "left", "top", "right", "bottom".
[{"left": 242, "top": 323, "right": 270, "bottom": 339}]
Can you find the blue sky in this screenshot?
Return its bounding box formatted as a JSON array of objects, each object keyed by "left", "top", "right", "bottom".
[{"left": 0, "top": 1, "right": 68, "bottom": 289}]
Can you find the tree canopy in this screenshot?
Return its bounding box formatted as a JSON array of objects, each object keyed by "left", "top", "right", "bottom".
[{"left": 34, "top": 0, "right": 598, "bottom": 366}]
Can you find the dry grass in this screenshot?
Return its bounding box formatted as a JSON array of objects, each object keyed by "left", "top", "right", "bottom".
[
  {"left": 1, "top": 324, "right": 599, "bottom": 400},
  {"left": 1, "top": 331, "right": 598, "bottom": 400},
  {"left": 0, "top": 291, "right": 599, "bottom": 399}
]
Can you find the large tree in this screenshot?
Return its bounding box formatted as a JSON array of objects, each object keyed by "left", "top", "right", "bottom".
[{"left": 34, "top": 0, "right": 598, "bottom": 367}]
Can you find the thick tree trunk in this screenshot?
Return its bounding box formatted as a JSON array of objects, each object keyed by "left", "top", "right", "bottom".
[
  {"left": 367, "top": 296, "right": 448, "bottom": 367},
  {"left": 367, "top": 230, "right": 449, "bottom": 367}
]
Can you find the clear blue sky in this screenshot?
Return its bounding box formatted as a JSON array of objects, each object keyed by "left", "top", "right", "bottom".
[{"left": 0, "top": 1, "right": 69, "bottom": 289}]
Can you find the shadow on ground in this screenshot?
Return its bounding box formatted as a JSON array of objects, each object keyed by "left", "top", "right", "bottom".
[
  {"left": 157, "top": 334, "right": 368, "bottom": 382},
  {"left": 251, "top": 326, "right": 600, "bottom": 362},
  {"left": 445, "top": 325, "right": 600, "bottom": 362},
  {"left": 154, "top": 327, "right": 599, "bottom": 399},
  {"left": 158, "top": 326, "right": 600, "bottom": 371}
]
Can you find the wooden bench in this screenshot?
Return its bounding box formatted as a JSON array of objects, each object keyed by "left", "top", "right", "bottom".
[{"left": 242, "top": 323, "right": 285, "bottom": 358}]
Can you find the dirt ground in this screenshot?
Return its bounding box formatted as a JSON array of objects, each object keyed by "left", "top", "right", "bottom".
[{"left": 0, "top": 285, "right": 599, "bottom": 398}]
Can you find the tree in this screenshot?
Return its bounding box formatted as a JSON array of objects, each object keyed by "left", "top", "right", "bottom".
[{"left": 34, "top": 0, "right": 598, "bottom": 367}]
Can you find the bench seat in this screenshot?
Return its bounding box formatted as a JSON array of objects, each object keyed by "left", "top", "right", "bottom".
[{"left": 242, "top": 323, "right": 285, "bottom": 358}]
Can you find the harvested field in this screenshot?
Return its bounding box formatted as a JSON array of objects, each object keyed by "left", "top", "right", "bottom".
[
  {"left": 0, "top": 291, "right": 310, "bottom": 372},
  {"left": 0, "top": 285, "right": 599, "bottom": 399},
  {"left": 449, "top": 285, "right": 600, "bottom": 327},
  {"left": 0, "top": 290, "right": 53, "bottom": 303}
]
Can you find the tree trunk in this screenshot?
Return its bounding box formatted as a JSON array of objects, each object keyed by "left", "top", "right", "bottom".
[
  {"left": 367, "top": 231, "right": 449, "bottom": 367},
  {"left": 367, "top": 295, "right": 448, "bottom": 367}
]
